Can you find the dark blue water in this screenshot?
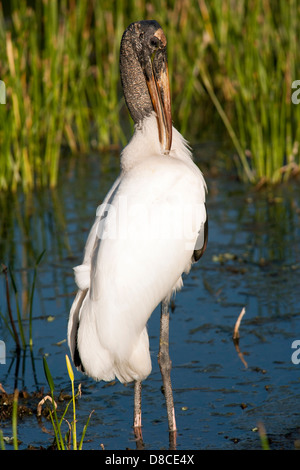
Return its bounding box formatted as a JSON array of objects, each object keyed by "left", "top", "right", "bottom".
[{"left": 1, "top": 148, "right": 300, "bottom": 450}]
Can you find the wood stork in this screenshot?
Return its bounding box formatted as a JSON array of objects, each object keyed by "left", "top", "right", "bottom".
[{"left": 68, "top": 20, "right": 208, "bottom": 440}]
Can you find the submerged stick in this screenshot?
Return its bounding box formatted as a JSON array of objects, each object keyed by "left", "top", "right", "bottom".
[
  {"left": 233, "top": 307, "right": 248, "bottom": 368},
  {"left": 37, "top": 395, "right": 58, "bottom": 417},
  {"left": 233, "top": 307, "right": 246, "bottom": 341}
]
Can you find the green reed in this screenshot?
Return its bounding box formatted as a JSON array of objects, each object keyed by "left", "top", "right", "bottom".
[
  {"left": 0, "top": 0, "right": 68, "bottom": 191},
  {"left": 43, "top": 355, "right": 93, "bottom": 450},
  {"left": 0, "top": 0, "right": 124, "bottom": 192},
  {"left": 0, "top": 390, "right": 19, "bottom": 450},
  {"left": 0, "top": 0, "right": 299, "bottom": 189},
  {"left": 197, "top": 0, "right": 300, "bottom": 184}
]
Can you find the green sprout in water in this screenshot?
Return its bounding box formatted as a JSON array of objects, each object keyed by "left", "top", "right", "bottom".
[{"left": 43, "top": 355, "right": 93, "bottom": 450}]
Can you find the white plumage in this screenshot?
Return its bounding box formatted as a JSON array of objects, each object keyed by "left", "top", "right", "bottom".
[
  {"left": 68, "top": 113, "right": 207, "bottom": 384},
  {"left": 68, "top": 20, "right": 208, "bottom": 435}
]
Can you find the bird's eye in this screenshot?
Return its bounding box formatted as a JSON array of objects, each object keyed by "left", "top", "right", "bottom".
[{"left": 150, "top": 37, "right": 159, "bottom": 48}]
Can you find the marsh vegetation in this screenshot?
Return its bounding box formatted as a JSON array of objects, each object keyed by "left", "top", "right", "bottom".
[{"left": 0, "top": 0, "right": 299, "bottom": 190}]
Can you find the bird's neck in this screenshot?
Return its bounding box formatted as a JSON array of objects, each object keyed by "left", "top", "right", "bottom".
[
  {"left": 120, "top": 114, "right": 161, "bottom": 171},
  {"left": 120, "top": 32, "right": 153, "bottom": 125},
  {"left": 120, "top": 114, "right": 195, "bottom": 173}
]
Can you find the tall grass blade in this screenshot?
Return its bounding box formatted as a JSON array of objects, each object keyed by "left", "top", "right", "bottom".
[
  {"left": 65, "top": 354, "right": 77, "bottom": 450},
  {"left": 43, "top": 356, "right": 65, "bottom": 449},
  {"left": 12, "top": 389, "right": 19, "bottom": 450},
  {"left": 198, "top": 62, "right": 254, "bottom": 183},
  {"left": 0, "top": 430, "right": 5, "bottom": 450},
  {"left": 43, "top": 356, "right": 55, "bottom": 395},
  {"left": 78, "top": 410, "right": 94, "bottom": 450}
]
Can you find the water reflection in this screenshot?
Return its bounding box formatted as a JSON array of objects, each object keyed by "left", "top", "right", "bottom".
[
  {"left": 204, "top": 176, "right": 300, "bottom": 319},
  {"left": 0, "top": 152, "right": 300, "bottom": 449}
]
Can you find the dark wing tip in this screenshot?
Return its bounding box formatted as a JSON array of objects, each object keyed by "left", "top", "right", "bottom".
[{"left": 193, "top": 204, "right": 208, "bottom": 262}]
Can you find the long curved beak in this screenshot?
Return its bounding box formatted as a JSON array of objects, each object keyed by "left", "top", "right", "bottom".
[{"left": 145, "top": 56, "right": 172, "bottom": 155}]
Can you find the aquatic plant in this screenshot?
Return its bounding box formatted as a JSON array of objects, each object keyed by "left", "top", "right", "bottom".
[
  {"left": 0, "top": 0, "right": 299, "bottom": 189},
  {"left": 0, "top": 0, "right": 125, "bottom": 192},
  {"left": 0, "top": 358, "right": 92, "bottom": 450},
  {"left": 0, "top": 389, "right": 19, "bottom": 450},
  {"left": 197, "top": 0, "right": 300, "bottom": 184},
  {"left": 42, "top": 355, "right": 93, "bottom": 450}
]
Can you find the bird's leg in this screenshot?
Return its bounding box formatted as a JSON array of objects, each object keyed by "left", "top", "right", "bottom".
[
  {"left": 133, "top": 380, "right": 142, "bottom": 428},
  {"left": 158, "top": 297, "right": 177, "bottom": 441},
  {"left": 133, "top": 380, "right": 143, "bottom": 447}
]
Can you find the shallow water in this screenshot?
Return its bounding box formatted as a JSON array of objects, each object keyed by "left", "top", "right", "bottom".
[{"left": 1, "top": 147, "right": 300, "bottom": 450}]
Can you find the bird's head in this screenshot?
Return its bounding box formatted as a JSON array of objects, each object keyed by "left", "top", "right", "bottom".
[{"left": 120, "top": 20, "right": 172, "bottom": 154}]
